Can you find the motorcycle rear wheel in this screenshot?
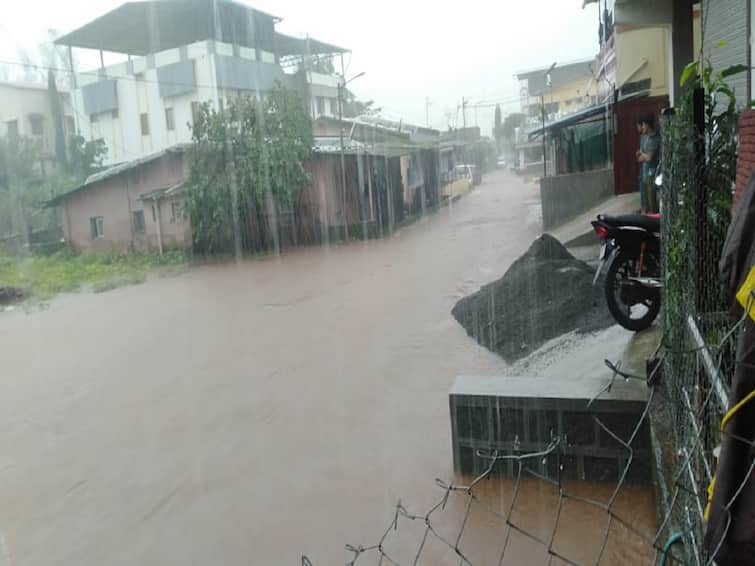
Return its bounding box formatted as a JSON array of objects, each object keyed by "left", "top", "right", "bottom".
[{"left": 604, "top": 250, "right": 661, "bottom": 332}]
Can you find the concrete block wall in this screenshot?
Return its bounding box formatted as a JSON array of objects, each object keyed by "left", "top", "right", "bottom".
[
  {"left": 449, "top": 389, "right": 652, "bottom": 483},
  {"left": 540, "top": 168, "right": 614, "bottom": 230}
]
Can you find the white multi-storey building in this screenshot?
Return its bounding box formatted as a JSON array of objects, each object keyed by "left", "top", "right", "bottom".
[
  {"left": 56, "top": 0, "right": 347, "bottom": 166},
  {"left": 0, "top": 80, "right": 74, "bottom": 172}
]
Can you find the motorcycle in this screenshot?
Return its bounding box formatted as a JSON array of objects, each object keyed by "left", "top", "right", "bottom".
[{"left": 591, "top": 209, "right": 662, "bottom": 332}]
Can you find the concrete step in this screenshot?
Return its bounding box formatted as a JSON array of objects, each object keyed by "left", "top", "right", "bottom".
[{"left": 547, "top": 193, "right": 641, "bottom": 248}]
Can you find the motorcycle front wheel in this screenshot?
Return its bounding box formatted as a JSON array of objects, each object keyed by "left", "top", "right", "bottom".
[{"left": 604, "top": 249, "right": 661, "bottom": 332}]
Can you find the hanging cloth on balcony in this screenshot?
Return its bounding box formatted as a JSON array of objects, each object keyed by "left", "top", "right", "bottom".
[{"left": 705, "top": 173, "right": 755, "bottom": 563}]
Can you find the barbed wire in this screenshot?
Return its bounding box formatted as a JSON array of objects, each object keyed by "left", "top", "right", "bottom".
[{"left": 301, "top": 308, "right": 750, "bottom": 565}]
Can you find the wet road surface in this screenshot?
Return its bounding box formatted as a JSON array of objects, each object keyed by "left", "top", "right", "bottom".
[{"left": 0, "top": 171, "right": 655, "bottom": 564}]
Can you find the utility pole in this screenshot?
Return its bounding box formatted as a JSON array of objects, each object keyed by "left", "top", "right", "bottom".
[
  {"left": 541, "top": 94, "right": 547, "bottom": 177},
  {"left": 338, "top": 80, "right": 348, "bottom": 241},
  {"left": 425, "top": 97, "right": 431, "bottom": 127},
  {"left": 338, "top": 66, "right": 366, "bottom": 242},
  {"left": 461, "top": 97, "right": 469, "bottom": 166}
]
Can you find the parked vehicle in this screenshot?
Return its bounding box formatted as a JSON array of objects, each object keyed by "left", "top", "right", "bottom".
[
  {"left": 591, "top": 212, "right": 662, "bottom": 331},
  {"left": 455, "top": 164, "right": 481, "bottom": 184}
]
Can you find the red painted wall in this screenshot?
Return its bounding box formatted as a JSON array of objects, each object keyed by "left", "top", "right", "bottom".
[
  {"left": 612, "top": 95, "right": 669, "bottom": 196},
  {"left": 735, "top": 109, "right": 755, "bottom": 209}
]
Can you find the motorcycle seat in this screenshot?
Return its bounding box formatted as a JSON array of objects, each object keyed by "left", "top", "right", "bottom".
[{"left": 600, "top": 214, "right": 660, "bottom": 232}]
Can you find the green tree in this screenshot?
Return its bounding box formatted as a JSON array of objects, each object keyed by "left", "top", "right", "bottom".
[
  {"left": 48, "top": 70, "right": 68, "bottom": 169},
  {"left": 185, "top": 83, "right": 313, "bottom": 254},
  {"left": 0, "top": 137, "right": 53, "bottom": 244},
  {"left": 501, "top": 112, "right": 527, "bottom": 151},
  {"left": 0, "top": 128, "right": 106, "bottom": 251},
  {"left": 68, "top": 135, "right": 107, "bottom": 179}
]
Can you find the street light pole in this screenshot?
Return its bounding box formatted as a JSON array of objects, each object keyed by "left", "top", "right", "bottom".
[{"left": 542, "top": 62, "right": 557, "bottom": 179}]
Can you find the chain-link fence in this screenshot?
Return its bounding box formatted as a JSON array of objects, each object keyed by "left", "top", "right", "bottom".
[
  {"left": 657, "top": 66, "right": 741, "bottom": 562},
  {"left": 300, "top": 81, "right": 751, "bottom": 566},
  {"left": 297, "top": 271, "right": 737, "bottom": 560},
  {"left": 301, "top": 303, "right": 750, "bottom": 565}
]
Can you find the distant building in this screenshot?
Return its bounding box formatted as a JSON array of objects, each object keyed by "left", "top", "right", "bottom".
[
  {"left": 515, "top": 59, "right": 595, "bottom": 124},
  {"left": 0, "top": 79, "right": 74, "bottom": 173},
  {"left": 48, "top": 112, "right": 449, "bottom": 254},
  {"left": 512, "top": 59, "right": 595, "bottom": 176},
  {"left": 55, "top": 0, "right": 348, "bottom": 166}
]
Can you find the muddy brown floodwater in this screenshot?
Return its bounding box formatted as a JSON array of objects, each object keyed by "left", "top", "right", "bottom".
[{"left": 0, "top": 171, "right": 656, "bottom": 565}]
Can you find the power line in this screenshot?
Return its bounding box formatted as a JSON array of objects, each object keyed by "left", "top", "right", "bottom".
[
  {"left": 0, "top": 56, "right": 290, "bottom": 96},
  {"left": 0, "top": 58, "right": 164, "bottom": 160},
  {"left": 0, "top": 56, "right": 527, "bottom": 132}
]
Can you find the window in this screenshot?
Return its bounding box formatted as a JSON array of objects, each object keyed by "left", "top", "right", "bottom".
[
  {"left": 112, "top": 109, "right": 119, "bottom": 119},
  {"left": 316, "top": 96, "right": 325, "bottom": 114},
  {"left": 65, "top": 116, "right": 75, "bottom": 135},
  {"left": 140, "top": 113, "right": 150, "bottom": 136},
  {"left": 165, "top": 108, "right": 175, "bottom": 131},
  {"left": 29, "top": 116, "right": 44, "bottom": 136},
  {"left": 191, "top": 101, "right": 201, "bottom": 125},
  {"left": 134, "top": 72, "right": 145, "bottom": 82},
  {"left": 90, "top": 114, "right": 98, "bottom": 124},
  {"left": 170, "top": 199, "right": 180, "bottom": 223},
  {"left": 330, "top": 98, "right": 338, "bottom": 115},
  {"left": 6, "top": 120, "right": 18, "bottom": 139},
  {"left": 90, "top": 217, "right": 104, "bottom": 240},
  {"left": 132, "top": 210, "right": 146, "bottom": 233}
]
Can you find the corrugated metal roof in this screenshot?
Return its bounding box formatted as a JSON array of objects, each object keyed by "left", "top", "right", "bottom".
[
  {"left": 275, "top": 33, "right": 348, "bottom": 56},
  {"left": 55, "top": 0, "right": 280, "bottom": 55},
  {"left": 514, "top": 58, "right": 595, "bottom": 80},
  {"left": 47, "top": 144, "right": 190, "bottom": 207}
]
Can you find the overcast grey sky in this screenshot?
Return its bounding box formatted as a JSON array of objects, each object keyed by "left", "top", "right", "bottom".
[{"left": 1, "top": 0, "right": 600, "bottom": 134}]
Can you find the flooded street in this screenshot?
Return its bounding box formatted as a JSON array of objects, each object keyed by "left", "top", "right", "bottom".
[{"left": 0, "top": 171, "right": 655, "bottom": 565}]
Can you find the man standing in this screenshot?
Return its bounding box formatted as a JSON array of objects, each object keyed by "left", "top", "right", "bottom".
[
  {"left": 637, "top": 113, "right": 661, "bottom": 213},
  {"left": 635, "top": 119, "right": 647, "bottom": 212}
]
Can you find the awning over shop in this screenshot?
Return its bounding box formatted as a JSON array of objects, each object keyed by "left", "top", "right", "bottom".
[{"left": 528, "top": 104, "right": 608, "bottom": 139}]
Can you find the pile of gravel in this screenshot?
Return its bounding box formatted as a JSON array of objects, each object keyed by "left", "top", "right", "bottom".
[{"left": 451, "top": 234, "right": 613, "bottom": 363}]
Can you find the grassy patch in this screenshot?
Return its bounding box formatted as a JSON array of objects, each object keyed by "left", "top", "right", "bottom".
[{"left": 0, "top": 249, "right": 189, "bottom": 302}]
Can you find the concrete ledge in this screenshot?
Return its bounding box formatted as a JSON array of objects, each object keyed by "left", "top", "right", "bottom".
[{"left": 540, "top": 168, "right": 614, "bottom": 230}]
